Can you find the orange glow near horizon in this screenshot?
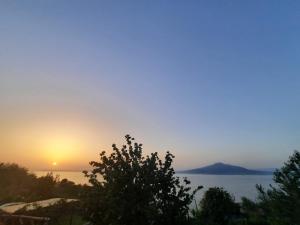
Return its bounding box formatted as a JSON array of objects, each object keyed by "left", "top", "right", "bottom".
[
  {"left": 43, "top": 136, "right": 79, "bottom": 161},
  {"left": 37, "top": 130, "right": 92, "bottom": 170},
  {"left": 0, "top": 117, "right": 101, "bottom": 170}
]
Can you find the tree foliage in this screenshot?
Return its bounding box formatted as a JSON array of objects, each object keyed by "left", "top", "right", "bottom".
[
  {"left": 0, "top": 163, "right": 83, "bottom": 203},
  {"left": 0, "top": 163, "right": 36, "bottom": 203},
  {"left": 239, "top": 151, "right": 300, "bottom": 225},
  {"left": 254, "top": 150, "right": 300, "bottom": 225},
  {"left": 192, "top": 187, "right": 240, "bottom": 225},
  {"left": 83, "top": 135, "right": 202, "bottom": 225},
  {"left": 17, "top": 199, "right": 84, "bottom": 225}
]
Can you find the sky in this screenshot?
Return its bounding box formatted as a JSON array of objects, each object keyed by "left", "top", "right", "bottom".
[{"left": 0, "top": 1, "right": 299, "bottom": 171}]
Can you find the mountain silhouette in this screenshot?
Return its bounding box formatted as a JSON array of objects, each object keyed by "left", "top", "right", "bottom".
[{"left": 180, "top": 162, "right": 273, "bottom": 175}]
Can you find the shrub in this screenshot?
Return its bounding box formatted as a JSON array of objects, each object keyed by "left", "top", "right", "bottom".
[
  {"left": 192, "top": 187, "right": 240, "bottom": 225},
  {"left": 83, "top": 135, "right": 202, "bottom": 225}
]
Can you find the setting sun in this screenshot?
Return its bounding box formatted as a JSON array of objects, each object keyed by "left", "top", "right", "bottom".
[
  {"left": 0, "top": 1, "right": 298, "bottom": 223},
  {"left": 37, "top": 130, "right": 87, "bottom": 168}
]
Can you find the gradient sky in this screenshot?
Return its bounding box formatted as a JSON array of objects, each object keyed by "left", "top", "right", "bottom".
[{"left": 0, "top": 1, "right": 299, "bottom": 171}]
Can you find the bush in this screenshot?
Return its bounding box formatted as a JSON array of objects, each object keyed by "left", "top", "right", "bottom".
[
  {"left": 0, "top": 163, "right": 36, "bottom": 203},
  {"left": 192, "top": 187, "right": 240, "bottom": 225},
  {"left": 0, "top": 163, "right": 83, "bottom": 203},
  {"left": 254, "top": 151, "right": 300, "bottom": 225},
  {"left": 83, "top": 135, "right": 202, "bottom": 225},
  {"left": 16, "top": 200, "right": 84, "bottom": 225},
  {"left": 240, "top": 151, "right": 300, "bottom": 225}
]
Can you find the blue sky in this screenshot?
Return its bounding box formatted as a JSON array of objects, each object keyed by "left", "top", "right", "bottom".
[{"left": 0, "top": 1, "right": 299, "bottom": 170}]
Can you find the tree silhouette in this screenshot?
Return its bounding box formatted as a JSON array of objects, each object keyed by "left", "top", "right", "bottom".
[
  {"left": 255, "top": 150, "right": 300, "bottom": 225},
  {"left": 83, "top": 135, "right": 202, "bottom": 225},
  {"left": 192, "top": 187, "right": 240, "bottom": 225}
]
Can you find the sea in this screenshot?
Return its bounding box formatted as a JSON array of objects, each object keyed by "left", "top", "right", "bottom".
[{"left": 34, "top": 171, "right": 274, "bottom": 203}]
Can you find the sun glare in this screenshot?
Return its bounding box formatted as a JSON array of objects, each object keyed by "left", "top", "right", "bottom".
[{"left": 39, "top": 133, "right": 83, "bottom": 168}]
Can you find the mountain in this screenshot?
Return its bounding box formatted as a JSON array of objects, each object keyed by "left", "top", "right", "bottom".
[{"left": 180, "top": 162, "right": 273, "bottom": 175}]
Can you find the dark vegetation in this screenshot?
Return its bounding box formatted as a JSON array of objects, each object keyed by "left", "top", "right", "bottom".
[
  {"left": 0, "top": 163, "right": 84, "bottom": 204},
  {"left": 237, "top": 151, "right": 300, "bottom": 225},
  {"left": 0, "top": 164, "right": 86, "bottom": 225},
  {"left": 16, "top": 200, "right": 84, "bottom": 225},
  {"left": 83, "top": 135, "right": 202, "bottom": 225},
  {"left": 192, "top": 187, "right": 240, "bottom": 225},
  {"left": 1, "top": 135, "right": 299, "bottom": 225}
]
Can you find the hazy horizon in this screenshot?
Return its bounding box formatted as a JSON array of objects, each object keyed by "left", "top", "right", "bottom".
[
  {"left": 0, "top": 149, "right": 283, "bottom": 172},
  {"left": 1, "top": 1, "right": 299, "bottom": 171}
]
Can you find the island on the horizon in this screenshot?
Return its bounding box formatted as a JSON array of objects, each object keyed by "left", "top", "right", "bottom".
[{"left": 179, "top": 162, "right": 274, "bottom": 175}]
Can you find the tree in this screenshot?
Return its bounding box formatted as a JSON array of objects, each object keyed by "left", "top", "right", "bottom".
[
  {"left": 0, "top": 163, "right": 36, "bottom": 203},
  {"left": 192, "top": 187, "right": 240, "bottom": 225},
  {"left": 83, "top": 135, "right": 202, "bottom": 225},
  {"left": 254, "top": 150, "right": 300, "bottom": 225},
  {"left": 0, "top": 163, "right": 83, "bottom": 203},
  {"left": 57, "top": 179, "right": 82, "bottom": 198},
  {"left": 33, "top": 173, "right": 59, "bottom": 199}
]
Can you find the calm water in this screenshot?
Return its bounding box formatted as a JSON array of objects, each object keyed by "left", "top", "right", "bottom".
[{"left": 34, "top": 171, "right": 273, "bottom": 202}]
